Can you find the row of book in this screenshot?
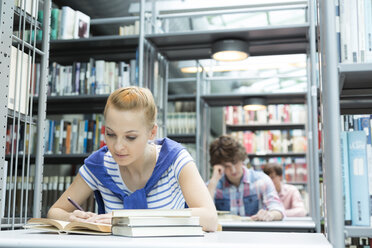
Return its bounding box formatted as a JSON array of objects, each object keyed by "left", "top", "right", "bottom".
[
  {"left": 50, "top": 6, "right": 90, "bottom": 40},
  {"left": 44, "top": 115, "right": 105, "bottom": 155},
  {"left": 119, "top": 21, "right": 140, "bottom": 36},
  {"left": 337, "top": 0, "right": 372, "bottom": 63},
  {"left": 224, "top": 104, "right": 306, "bottom": 125},
  {"left": 17, "top": 6, "right": 91, "bottom": 42},
  {"left": 169, "top": 101, "right": 196, "bottom": 113},
  {"left": 345, "top": 237, "right": 372, "bottom": 248},
  {"left": 5, "top": 123, "right": 35, "bottom": 156},
  {"left": 167, "top": 112, "right": 196, "bottom": 135},
  {"left": 252, "top": 157, "right": 308, "bottom": 184},
  {"left": 45, "top": 60, "right": 137, "bottom": 96},
  {"left": 41, "top": 175, "right": 96, "bottom": 217},
  {"left": 2, "top": 175, "right": 95, "bottom": 219},
  {"left": 230, "top": 130, "right": 307, "bottom": 154},
  {"left": 340, "top": 114, "right": 372, "bottom": 226}
]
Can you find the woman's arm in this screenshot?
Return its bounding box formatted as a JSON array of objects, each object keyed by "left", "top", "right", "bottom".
[
  {"left": 178, "top": 161, "right": 218, "bottom": 232},
  {"left": 47, "top": 173, "right": 95, "bottom": 222}
]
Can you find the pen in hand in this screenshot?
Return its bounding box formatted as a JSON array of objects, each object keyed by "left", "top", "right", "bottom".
[{"left": 67, "top": 196, "right": 84, "bottom": 211}]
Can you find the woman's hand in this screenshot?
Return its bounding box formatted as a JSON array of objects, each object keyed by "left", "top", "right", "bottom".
[
  {"left": 85, "top": 213, "right": 113, "bottom": 224},
  {"left": 68, "top": 210, "right": 97, "bottom": 222}
]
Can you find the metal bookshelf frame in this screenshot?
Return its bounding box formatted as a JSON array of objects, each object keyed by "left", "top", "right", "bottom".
[
  {"left": 154, "top": 3, "right": 322, "bottom": 228},
  {"left": 318, "top": 0, "right": 344, "bottom": 247},
  {"left": 0, "top": 0, "right": 51, "bottom": 229},
  {"left": 320, "top": 0, "right": 372, "bottom": 245}
]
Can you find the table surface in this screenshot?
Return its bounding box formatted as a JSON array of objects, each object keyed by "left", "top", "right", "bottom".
[{"left": 0, "top": 229, "right": 332, "bottom": 248}]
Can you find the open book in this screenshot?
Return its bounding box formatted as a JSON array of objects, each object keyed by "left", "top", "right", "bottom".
[
  {"left": 24, "top": 218, "right": 111, "bottom": 235},
  {"left": 217, "top": 211, "right": 252, "bottom": 222}
]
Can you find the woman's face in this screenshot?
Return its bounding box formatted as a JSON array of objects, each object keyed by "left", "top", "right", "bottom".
[{"left": 104, "top": 106, "right": 156, "bottom": 166}]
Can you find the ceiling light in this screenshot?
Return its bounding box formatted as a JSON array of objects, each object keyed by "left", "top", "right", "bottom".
[
  {"left": 243, "top": 97, "right": 267, "bottom": 111},
  {"left": 211, "top": 39, "right": 249, "bottom": 61}
]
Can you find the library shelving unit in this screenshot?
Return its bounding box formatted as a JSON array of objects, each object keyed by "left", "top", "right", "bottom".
[
  {"left": 150, "top": 0, "right": 321, "bottom": 233},
  {"left": 319, "top": 0, "right": 372, "bottom": 246},
  {"left": 38, "top": 0, "right": 169, "bottom": 165},
  {"left": 0, "top": 0, "right": 51, "bottom": 228},
  {"left": 167, "top": 93, "right": 196, "bottom": 144}
]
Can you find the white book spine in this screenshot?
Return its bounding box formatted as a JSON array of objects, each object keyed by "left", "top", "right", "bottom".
[
  {"left": 364, "top": 0, "right": 372, "bottom": 62},
  {"left": 357, "top": 0, "right": 366, "bottom": 62},
  {"left": 340, "top": 0, "right": 351, "bottom": 62},
  {"left": 349, "top": 0, "right": 359, "bottom": 63}
]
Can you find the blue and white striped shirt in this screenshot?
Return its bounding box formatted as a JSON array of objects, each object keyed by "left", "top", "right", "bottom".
[{"left": 79, "top": 145, "right": 193, "bottom": 213}]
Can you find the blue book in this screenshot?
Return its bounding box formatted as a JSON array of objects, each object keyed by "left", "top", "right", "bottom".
[
  {"left": 48, "top": 120, "right": 55, "bottom": 154},
  {"left": 347, "top": 131, "right": 371, "bottom": 226},
  {"left": 359, "top": 116, "right": 371, "bottom": 144},
  {"left": 340, "top": 132, "right": 351, "bottom": 224},
  {"left": 83, "top": 120, "right": 88, "bottom": 153}
]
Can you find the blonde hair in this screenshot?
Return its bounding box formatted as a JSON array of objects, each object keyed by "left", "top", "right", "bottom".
[{"left": 104, "top": 86, "right": 157, "bottom": 128}]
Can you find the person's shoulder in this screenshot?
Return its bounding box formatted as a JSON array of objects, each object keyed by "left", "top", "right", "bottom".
[
  {"left": 248, "top": 167, "right": 268, "bottom": 179},
  {"left": 283, "top": 183, "right": 299, "bottom": 191}
]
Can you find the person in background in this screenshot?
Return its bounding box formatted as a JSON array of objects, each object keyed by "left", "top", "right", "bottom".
[
  {"left": 263, "top": 163, "right": 307, "bottom": 217},
  {"left": 48, "top": 86, "right": 218, "bottom": 232},
  {"left": 207, "top": 135, "right": 284, "bottom": 221}
]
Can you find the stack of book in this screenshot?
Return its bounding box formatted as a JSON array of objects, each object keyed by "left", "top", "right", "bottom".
[{"left": 111, "top": 209, "right": 204, "bottom": 237}]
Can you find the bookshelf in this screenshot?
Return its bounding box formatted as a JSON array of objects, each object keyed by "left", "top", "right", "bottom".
[
  {"left": 155, "top": 2, "right": 320, "bottom": 233},
  {"left": 33, "top": 95, "right": 108, "bottom": 114},
  {"left": 0, "top": 0, "right": 51, "bottom": 228},
  {"left": 319, "top": 0, "right": 372, "bottom": 246},
  {"left": 225, "top": 123, "right": 306, "bottom": 132},
  {"left": 146, "top": 24, "right": 309, "bottom": 60},
  {"left": 48, "top": 35, "right": 139, "bottom": 64},
  {"left": 0, "top": 0, "right": 322, "bottom": 236},
  {"left": 201, "top": 93, "right": 306, "bottom": 106}
]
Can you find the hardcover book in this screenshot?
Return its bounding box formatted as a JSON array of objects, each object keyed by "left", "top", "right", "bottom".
[
  {"left": 112, "top": 209, "right": 192, "bottom": 218},
  {"left": 112, "top": 216, "right": 200, "bottom": 226},
  {"left": 111, "top": 225, "right": 203, "bottom": 237}
]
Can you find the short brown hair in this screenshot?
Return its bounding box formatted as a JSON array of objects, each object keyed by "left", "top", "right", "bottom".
[
  {"left": 104, "top": 86, "right": 157, "bottom": 128},
  {"left": 209, "top": 135, "right": 246, "bottom": 166},
  {"left": 262, "top": 163, "right": 283, "bottom": 177}
]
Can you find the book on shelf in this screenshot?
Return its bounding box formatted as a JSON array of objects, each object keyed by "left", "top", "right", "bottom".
[
  {"left": 340, "top": 131, "right": 352, "bottom": 224},
  {"left": 338, "top": 0, "right": 372, "bottom": 63},
  {"left": 59, "top": 6, "right": 76, "bottom": 40},
  {"left": 24, "top": 218, "right": 111, "bottom": 235},
  {"left": 74, "top": 10, "right": 90, "bottom": 38},
  {"left": 347, "top": 131, "right": 370, "bottom": 226},
  {"left": 8, "top": 46, "right": 30, "bottom": 115},
  {"left": 111, "top": 225, "right": 203, "bottom": 237}
]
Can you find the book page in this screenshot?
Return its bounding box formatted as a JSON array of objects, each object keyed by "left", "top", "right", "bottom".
[
  {"left": 65, "top": 221, "right": 111, "bottom": 233},
  {"left": 27, "top": 218, "right": 70, "bottom": 230}
]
